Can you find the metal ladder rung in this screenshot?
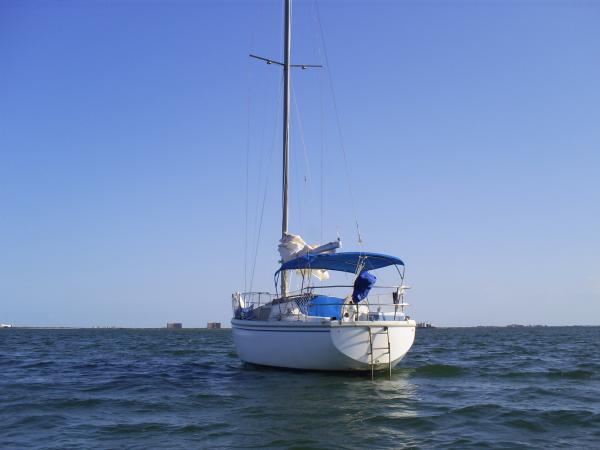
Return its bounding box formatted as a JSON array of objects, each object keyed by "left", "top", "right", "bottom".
[{"left": 367, "top": 326, "right": 392, "bottom": 380}]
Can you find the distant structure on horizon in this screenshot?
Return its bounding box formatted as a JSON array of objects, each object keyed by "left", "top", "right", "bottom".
[
  {"left": 207, "top": 322, "right": 221, "bottom": 329},
  {"left": 416, "top": 322, "right": 435, "bottom": 329},
  {"left": 166, "top": 322, "right": 182, "bottom": 329}
]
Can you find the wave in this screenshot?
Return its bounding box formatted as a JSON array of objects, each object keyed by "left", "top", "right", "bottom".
[
  {"left": 167, "top": 349, "right": 198, "bottom": 356},
  {"left": 449, "top": 404, "right": 505, "bottom": 418},
  {"left": 53, "top": 398, "right": 104, "bottom": 408},
  {"left": 413, "top": 364, "right": 465, "bottom": 377},
  {"left": 500, "top": 369, "right": 594, "bottom": 380},
  {"left": 546, "top": 369, "right": 594, "bottom": 379},
  {"left": 497, "top": 409, "right": 600, "bottom": 430},
  {"left": 502, "top": 418, "right": 547, "bottom": 432}
]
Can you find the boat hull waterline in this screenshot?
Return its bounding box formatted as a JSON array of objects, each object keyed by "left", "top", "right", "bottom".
[{"left": 232, "top": 319, "right": 416, "bottom": 371}]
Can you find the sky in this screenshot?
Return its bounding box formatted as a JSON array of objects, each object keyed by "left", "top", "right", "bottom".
[{"left": 1, "top": 0, "right": 599, "bottom": 327}]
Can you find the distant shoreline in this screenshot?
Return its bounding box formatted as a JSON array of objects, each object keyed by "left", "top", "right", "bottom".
[
  {"left": 1, "top": 326, "right": 232, "bottom": 330},
  {"left": 2, "top": 325, "right": 599, "bottom": 330}
]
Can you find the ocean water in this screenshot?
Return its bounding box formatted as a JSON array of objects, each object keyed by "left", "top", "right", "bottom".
[{"left": 1, "top": 327, "right": 599, "bottom": 449}]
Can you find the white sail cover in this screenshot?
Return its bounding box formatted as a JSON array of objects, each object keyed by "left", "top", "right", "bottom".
[{"left": 278, "top": 233, "right": 333, "bottom": 281}]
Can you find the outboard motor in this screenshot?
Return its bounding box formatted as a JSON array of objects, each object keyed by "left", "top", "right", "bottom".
[{"left": 352, "top": 271, "right": 377, "bottom": 303}]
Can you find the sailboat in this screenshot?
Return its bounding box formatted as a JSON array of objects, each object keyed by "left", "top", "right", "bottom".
[{"left": 231, "top": 0, "right": 416, "bottom": 376}]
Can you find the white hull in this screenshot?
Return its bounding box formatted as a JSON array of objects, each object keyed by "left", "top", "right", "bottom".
[{"left": 232, "top": 319, "right": 416, "bottom": 371}]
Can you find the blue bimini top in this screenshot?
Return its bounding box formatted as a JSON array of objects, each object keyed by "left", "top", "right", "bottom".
[{"left": 277, "top": 252, "right": 404, "bottom": 275}]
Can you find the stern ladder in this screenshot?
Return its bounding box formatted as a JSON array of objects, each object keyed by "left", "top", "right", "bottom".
[{"left": 367, "top": 326, "right": 392, "bottom": 380}]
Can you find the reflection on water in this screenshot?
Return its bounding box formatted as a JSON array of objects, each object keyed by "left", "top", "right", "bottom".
[{"left": 216, "top": 363, "right": 420, "bottom": 448}]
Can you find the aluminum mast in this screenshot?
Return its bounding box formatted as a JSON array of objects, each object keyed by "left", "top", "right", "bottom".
[
  {"left": 249, "top": 0, "right": 321, "bottom": 298},
  {"left": 281, "top": 0, "right": 291, "bottom": 297}
]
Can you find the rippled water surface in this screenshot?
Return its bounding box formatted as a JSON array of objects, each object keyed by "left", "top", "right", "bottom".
[{"left": 1, "top": 327, "right": 599, "bottom": 449}]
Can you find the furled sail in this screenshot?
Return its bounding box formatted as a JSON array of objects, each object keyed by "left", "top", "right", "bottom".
[{"left": 278, "top": 233, "right": 340, "bottom": 281}]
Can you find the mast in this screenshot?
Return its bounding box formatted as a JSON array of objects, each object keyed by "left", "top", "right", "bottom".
[
  {"left": 248, "top": 0, "right": 321, "bottom": 299},
  {"left": 281, "top": 0, "right": 292, "bottom": 297}
]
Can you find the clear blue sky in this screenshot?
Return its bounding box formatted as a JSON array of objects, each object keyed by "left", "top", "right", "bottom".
[{"left": 1, "top": 0, "right": 599, "bottom": 327}]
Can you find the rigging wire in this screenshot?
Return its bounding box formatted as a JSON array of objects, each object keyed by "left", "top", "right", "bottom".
[
  {"left": 244, "top": 19, "right": 258, "bottom": 294},
  {"left": 291, "top": 84, "right": 314, "bottom": 196},
  {"left": 307, "top": 0, "right": 326, "bottom": 244},
  {"left": 320, "top": 52, "right": 325, "bottom": 244},
  {"left": 305, "top": 0, "right": 326, "bottom": 244},
  {"left": 245, "top": 0, "right": 275, "bottom": 293},
  {"left": 244, "top": 80, "right": 250, "bottom": 293},
  {"left": 313, "top": 0, "right": 364, "bottom": 245},
  {"left": 291, "top": 82, "right": 320, "bottom": 244},
  {"left": 291, "top": 107, "right": 304, "bottom": 243},
  {"left": 249, "top": 81, "right": 273, "bottom": 290},
  {"left": 248, "top": 75, "right": 284, "bottom": 294}
]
